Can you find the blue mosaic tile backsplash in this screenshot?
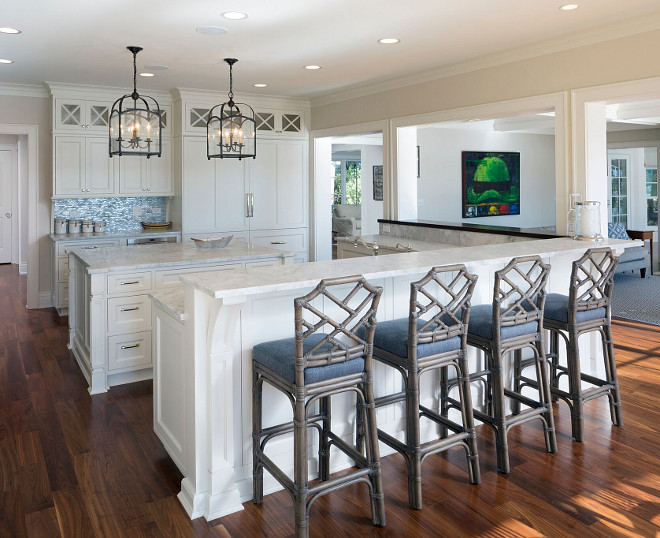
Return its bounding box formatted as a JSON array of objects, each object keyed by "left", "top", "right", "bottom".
[{"left": 53, "top": 197, "right": 170, "bottom": 233}]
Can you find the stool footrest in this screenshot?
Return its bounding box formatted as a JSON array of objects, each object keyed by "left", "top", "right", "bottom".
[
  {"left": 307, "top": 466, "right": 373, "bottom": 497},
  {"left": 504, "top": 388, "right": 545, "bottom": 409},
  {"left": 327, "top": 431, "right": 368, "bottom": 467},
  {"left": 419, "top": 404, "right": 467, "bottom": 435}
]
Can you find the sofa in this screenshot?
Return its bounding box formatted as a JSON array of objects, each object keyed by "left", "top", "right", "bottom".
[
  {"left": 608, "top": 222, "right": 649, "bottom": 278},
  {"left": 332, "top": 204, "right": 362, "bottom": 236}
]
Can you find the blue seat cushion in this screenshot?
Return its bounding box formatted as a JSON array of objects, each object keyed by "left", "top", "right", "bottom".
[
  {"left": 253, "top": 333, "right": 364, "bottom": 384},
  {"left": 544, "top": 293, "right": 606, "bottom": 323},
  {"left": 467, "top": 304, "right": 538, "bottom": 340},
  {"left": 371, "top": 318, "right": 461, "bottom": 359}
]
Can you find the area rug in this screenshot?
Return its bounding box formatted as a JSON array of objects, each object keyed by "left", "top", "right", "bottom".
[{"left": 611, "top": 273, "right": 660, "bottom": 326}]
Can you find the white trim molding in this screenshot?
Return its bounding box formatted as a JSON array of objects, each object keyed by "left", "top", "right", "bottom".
[{"left": 0, "top": 83, "right": 49, "bottom": 99}]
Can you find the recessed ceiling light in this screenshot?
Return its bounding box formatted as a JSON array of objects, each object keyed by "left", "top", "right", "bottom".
[
  {"left": 222, "top": 11, "right": 248, "bottom": 20},
  {"left": 145, "top": 64, "right": 168, "bottom": 71},
  {"left": 196, "top": 26, "right": 228, "bottom": 35},
  {"left": 304, "top": 65, "right": 321, "bottom": 70},
  {"left": 559, "top": 4, "right": 579, "bottom": 11},
  {"left": 0, "top": 59, "right": 14, "bottom": 64},
  {"left": 378, "top": 38, "right": 399, "bottom": 44},
  {"left": 254, "top": 83, "right": 267, "bottom": 88},
  {"left": 0, "top": 27, "right": 21, "bottom": 34},
  {"left": 139, "top": 72, "right": 155, "bottom": 77}
]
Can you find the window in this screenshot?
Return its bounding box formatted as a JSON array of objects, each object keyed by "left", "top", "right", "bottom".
[
  {"left": 647, "top": 168, "right": 658, "bottom": 226},
  {"left": 332, "top": 160, "right": 362, "bottom": 206},
  {"left": 610, "top": 157, "right": 628, "bottom": 228}
]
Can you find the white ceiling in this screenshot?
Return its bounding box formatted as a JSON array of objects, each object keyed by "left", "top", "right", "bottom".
[{"left": 2, "top": 1, "right": 660, "bottom": 99}]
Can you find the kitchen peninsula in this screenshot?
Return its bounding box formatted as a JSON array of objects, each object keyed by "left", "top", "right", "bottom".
[
  {"left": 154, "top": 236, "right": 637, "bottom": 521},
  {"left": 68, "top": 241, "right": 293, "bottom": 394}
]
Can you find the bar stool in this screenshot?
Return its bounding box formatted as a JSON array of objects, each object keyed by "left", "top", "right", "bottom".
[
  {"left": 252, "top": 275, "right": 385, "bottom": 538},
  {"left": 370, "top": 264, "right": 480, "bottom": 509},
  {"left": 466, "top": 255, "right": 557, "bottom": 474},
  {"left": 515, "top": 247, "right": 622, "bottom": 442}
]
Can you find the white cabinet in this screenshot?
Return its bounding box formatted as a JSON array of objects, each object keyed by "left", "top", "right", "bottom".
[
  {"left": 182, "top": 136, "right": 308, "bottom": 260},
  {"left": 54, "top": 136, "right": 116, "bottom": 196},
  {"left": 55, "top": 99, "right": 112, "bottom": 132},
  {"left": 254, "top": 110, "right": 305, "bottom": 137},
  {"left": 119, "top": 139, "right": 173, "bottom": 195}
]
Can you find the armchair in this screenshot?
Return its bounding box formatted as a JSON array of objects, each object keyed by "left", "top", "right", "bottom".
[{"left": 332, "top": 204, "right": 362, "bottom": 236}]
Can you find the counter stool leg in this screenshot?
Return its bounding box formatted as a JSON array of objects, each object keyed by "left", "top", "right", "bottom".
[
  {"left": 512, "top": 349, "right": 522, "bottom": 415},
  {"left": 252, "top": 369, "right": 264, "bottom": 504},
  {"left": 566, "top": 328, "right": 584, "bottom": 442},
  {"left": 535, "top": 341, "right": 557, "bottom": 453},
  {"left": 364, "top": 384, "right": 386, "bottom": 526},
  {"left": 457, "top": 354, "right": 481, "bottom": 484},
  {"left": 319, "top": 396, "right": 331, "bottom": 481},
  {"left": 549, "top": 330, "right": 560, "bottom": 403},
  {"left": 439, "top": 365, "right": 449, "bottom": 439},
  {"left": 294, "top": 395, "right": 309, "bottom": 538},
  {"left": 490, "top": 350, "right": 510, "bottom": 474},
  {"left": 602, "top": 325, "right": 623, "bottom": 427},
  {"left": 406, "top": 370, "right": 423, "bottom": 509}
]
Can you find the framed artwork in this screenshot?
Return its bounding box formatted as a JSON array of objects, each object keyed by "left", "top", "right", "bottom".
[
  {"left": 462, "top": 151, "right": 520, "bottom": 218},
  {"left": 373, "top": 165, "right": 383, "bottom": 201}
]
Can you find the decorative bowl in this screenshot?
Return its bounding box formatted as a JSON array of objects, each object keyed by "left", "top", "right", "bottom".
[
  {"left": 141, "top": 221, "right": 172, "bottom": 230},
  {"left": 190, "top": 235, "right": 233, "bottom": 249}
]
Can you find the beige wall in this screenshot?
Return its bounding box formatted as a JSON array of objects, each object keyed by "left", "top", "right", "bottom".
[
  {"left": 312, "top": 29, "right": 660, "bottom": 129},
  {"left": 0, "top": 94, "right": 52, "bottom": 293}
]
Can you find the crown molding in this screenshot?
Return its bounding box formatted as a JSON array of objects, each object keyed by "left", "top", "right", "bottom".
[
  {"left": 310, "top": 12, "right": 660, "bottom": 108},
  {"left": 0, "top": 83, "right": 49, "bottom": 99},
  {"left": 172, "top": 87, "right": 311, "bottom": 109},
  {"left": 45, "top": 82, "right": 173, "bottom": 104}
]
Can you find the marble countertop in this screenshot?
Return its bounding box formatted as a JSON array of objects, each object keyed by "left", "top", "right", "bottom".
[
  {"left": 151, "top": 288, "right": 185, "bottom": 321},
  {"left": 335, "top": 234, "right": 453, "bottom": 252},
  {"left": 70, "top": 241, "right": 294, "bottom": 273},
  {"left": 182, "top": 237, "right": 640, "bottom": 299},
  {"left": 50, "top": 229, "right": 181, "bottom": 242}
]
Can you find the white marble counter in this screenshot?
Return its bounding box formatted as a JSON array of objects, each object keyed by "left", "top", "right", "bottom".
[
  {"left": 151, "top": 288, "right": 185, "bottom": 321},
  {"left": 50, "top": 229, "right": 181, "bottom": 242},
  {"left": 70, "top": 241, "right": 294, "bottom": 273},
  {"left": 183, "top": 237, "right": 639, "bottom": 299},
  {"left": 335, "top": 234, "right": 452, "bottom": 252}
]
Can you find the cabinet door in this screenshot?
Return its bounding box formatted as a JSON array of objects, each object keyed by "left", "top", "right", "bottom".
[
  {"left": 250, "top": 139, "right": 307, "bottom": 230},
  {"left": 182, "top": 138, "right": 216, "bottom": 232},
  {"left": 119, "top": 155, "right": 147, "bottom": 194},
  {"left": 147, "top": 138, "right": 173, "bottom": 195},
  {"left": 55, "top": 136, "right": 86, "bottom": 195},
  {"left": 55, "top": 99, "right": 85, "bottom": 131},
  {"left": 215, "top": 157, "right": 248, "bottom": 232},
  {"left": 85, "top": 101, "right": 111, "bottom": 132},
  {"left": 85, "top": 138, "right": 116, "bottom": 194}
]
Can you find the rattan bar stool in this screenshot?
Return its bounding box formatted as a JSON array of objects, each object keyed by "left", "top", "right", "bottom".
[
  {"left": 514, "top": 247, "right": 622, "bottom": 442},
  {"left": 252, "top": 275, "right": 385, "bottom": 538},
  {"left": 369, "top": 264, "right": 480, "bottom": 509},
  {"left": 465, "top": 255, "right": 557, "bottom": 474}
]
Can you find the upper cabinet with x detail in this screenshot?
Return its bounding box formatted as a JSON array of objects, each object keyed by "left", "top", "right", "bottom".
[{"left": 54, "top": 98, "right": 113, "bottom": 132}]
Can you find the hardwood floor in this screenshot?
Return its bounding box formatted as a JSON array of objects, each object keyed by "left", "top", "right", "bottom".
[{"left": 1, "top": 263, "right": 660, "bottom": 537}]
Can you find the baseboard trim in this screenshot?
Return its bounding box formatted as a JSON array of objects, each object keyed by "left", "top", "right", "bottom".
[
  {"left": 39, "top": 291, "right": 53, "bottom": 309},
  {"left": 18, "top": 262, "right": 27, "bottom": 275}
]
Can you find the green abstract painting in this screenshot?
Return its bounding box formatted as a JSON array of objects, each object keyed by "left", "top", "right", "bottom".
[{"left": 462, "top": 151, "right": 520, "bottom": 218}]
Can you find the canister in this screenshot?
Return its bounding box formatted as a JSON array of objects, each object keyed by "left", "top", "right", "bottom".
[
  {"left": 81, "top": 220, "right": 95, "bottom": 233},
  {"left": 54, "top": 217, "right": 67, "bottom": 234},
  {"left": 94, "top": 221, "right": 107, "bottom": 233},
  {"left": 68, "top": 219, "right": 81, "bottom": 233}
]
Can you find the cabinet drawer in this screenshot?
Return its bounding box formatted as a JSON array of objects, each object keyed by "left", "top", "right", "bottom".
[
  {"left": 155, "top": 263, "right": 243, "bottom": 288},
  {"left": 249, "top": 230, "right": 306, "bottom": 252},
  {"left": 57, "top": 240, "right": 120, "bottom": 257},
  {"left": 107, "top": 272, "right": 153, "bottom": 294},
  {"left": 57, "top": 257, "right": 69, "bottom": 282},
  {"left": 107, "top": 295, "right": 152, "bottom": 334},
  {"left": 108, "top": 331, "right": 152, "bottom": 371},
  {"left": 57, "top": 281, "right": 69, "bottom": 307}
]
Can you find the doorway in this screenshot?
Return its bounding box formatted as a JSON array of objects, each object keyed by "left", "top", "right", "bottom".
[{"left": 0, "top": 146, "right": 16, "bottom": 264}]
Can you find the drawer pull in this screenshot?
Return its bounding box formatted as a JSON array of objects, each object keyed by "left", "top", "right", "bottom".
[
  {"left": 120, "top": 306, "right": 140, "bottom": 312},
  {"left": 120, "top": 343, "right": 140, "bottom": 350},
  {"left": 271, "top": 241, "right": 287, "bottom": 245},
  {"left": 120, "top": 280, "right": 140, "bottom": 285},
  {"left": 81, "top": 246, "right": 99, "bottom": 249}
]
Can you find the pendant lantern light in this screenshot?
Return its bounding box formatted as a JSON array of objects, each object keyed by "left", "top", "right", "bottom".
[
  {"left": 109, "top": 46, "right": 162, "bottom": 158},
  {"left": 207, "top": 58, "right": 256, "bottom": 160}
]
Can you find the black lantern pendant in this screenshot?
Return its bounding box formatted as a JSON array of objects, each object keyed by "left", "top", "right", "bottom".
[
  {"left": 109, "top": 46, "right": 162, "bottom": 158},
  {"left": 207, "top": 58, "right": 256, "bottom": 160}
]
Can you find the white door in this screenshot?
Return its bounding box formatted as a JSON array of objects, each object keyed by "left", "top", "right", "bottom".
[
  {"left": 608, "top": 152, "right": 631, "bottom": 227},
  {"left": 0, "top": 150, "right": 13, "bottom": 263}
]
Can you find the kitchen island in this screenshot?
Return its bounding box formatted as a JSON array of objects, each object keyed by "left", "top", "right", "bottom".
[
  {"left": 68, "top": 241, "right": 293, "bottom": 394},
  {"left": 153, "top": 236, "right": 638, "bottom": 521}
]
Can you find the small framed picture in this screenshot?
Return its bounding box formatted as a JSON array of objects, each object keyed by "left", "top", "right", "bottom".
[{"left": 373, "top": 165, "right": 383, "bottom": 201}]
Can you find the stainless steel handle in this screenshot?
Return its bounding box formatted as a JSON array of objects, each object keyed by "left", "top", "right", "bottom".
[
  {"left": 81, "top": 246, "right": 98, "bottom": 249},
  {"left": 120, "top": 343, "right": 140, "bottom": 349},
  {"left": 245, "top": 193, "right": 250, "bottom": 217},
  {"left": 121, "top": 306, "right": 140, "bottom": 312},
  {"left": 271, "top": 241, "right": 286, "bottom": 245},
  {"left": 120, "top": 280, "right": 140, "bottom": 285},
  {"left": 248, "top": 193, "right": 254, "bottom": 217}
]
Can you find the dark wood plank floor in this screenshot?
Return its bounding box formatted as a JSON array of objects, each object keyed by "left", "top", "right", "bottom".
[{"left": 1, "top": 263, "right": 660, "bottom": 537}]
